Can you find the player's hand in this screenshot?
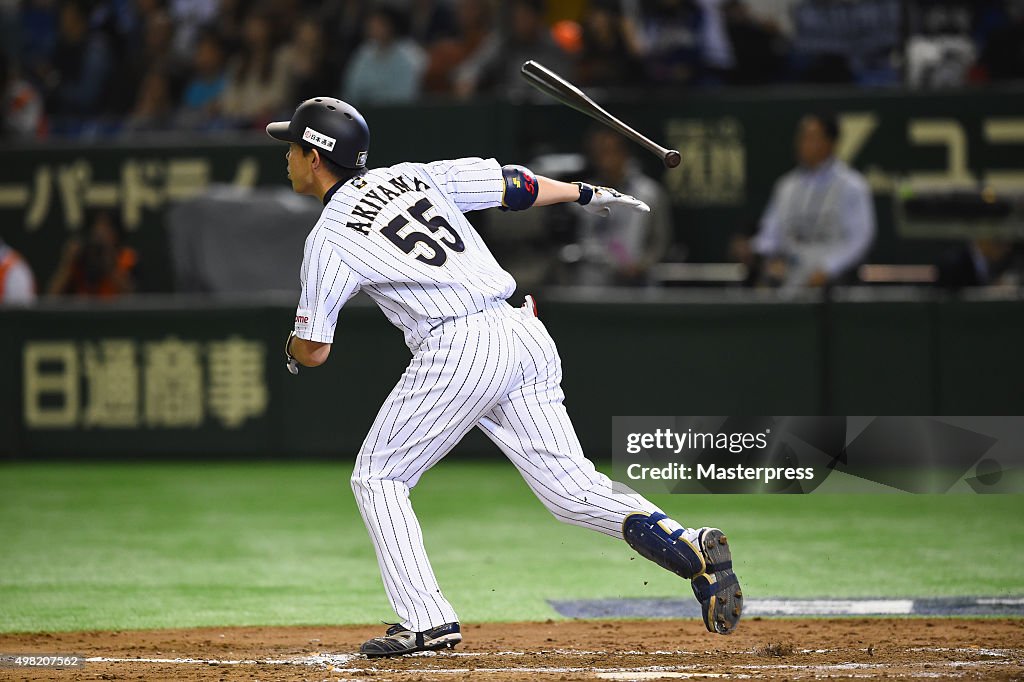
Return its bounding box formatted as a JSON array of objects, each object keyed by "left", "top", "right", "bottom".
[
  {"left": 577, "top": 183, "right": 650, "bottom": 217},
  {"left": 285, "top": 331, "right": 299, "bottom": 375}
]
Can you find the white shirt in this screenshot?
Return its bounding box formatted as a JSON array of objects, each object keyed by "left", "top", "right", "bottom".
[
  {"left": 0, "top": 242, "right": 36, "bottom": 304},
  {"left": 294, "top": 157, "right": 516, "bottom": 350},
  {"left": 753, "top": 158, "right": 875, "bottom": 283}
]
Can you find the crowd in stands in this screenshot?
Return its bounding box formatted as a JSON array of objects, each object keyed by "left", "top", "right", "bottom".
[{"left": 3, "top": 0, "right": 1024, "bottom": 139}]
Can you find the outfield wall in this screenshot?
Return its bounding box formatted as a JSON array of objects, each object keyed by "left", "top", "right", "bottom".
[{"left": 2, "top": 292, "right": 1021, "bottom": 459}]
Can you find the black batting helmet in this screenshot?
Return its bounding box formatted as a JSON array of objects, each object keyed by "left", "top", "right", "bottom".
[{"left": 266, "top": 98, "right": 370, "bottom": 169}]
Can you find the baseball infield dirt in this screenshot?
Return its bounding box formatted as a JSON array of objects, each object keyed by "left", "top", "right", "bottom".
[{"left": 3, "top": 618, "right": 1022, "bottom": 681}]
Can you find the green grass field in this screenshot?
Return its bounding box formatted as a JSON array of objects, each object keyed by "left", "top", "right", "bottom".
[{"left": 1, "top": 461, "right": 1022, "bottom": 633}]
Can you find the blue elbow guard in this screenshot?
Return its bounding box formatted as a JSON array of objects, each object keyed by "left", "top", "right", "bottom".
[{"left": 501, "top": 164, "right": 539, "bottom": 211}]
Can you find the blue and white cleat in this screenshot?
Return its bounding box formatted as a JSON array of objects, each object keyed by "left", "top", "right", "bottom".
[{"left": 690, "top": 528, "right": 742, "bottom": 635}]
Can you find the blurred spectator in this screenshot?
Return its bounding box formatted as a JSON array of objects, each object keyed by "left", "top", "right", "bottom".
[
  {"left": 979, "top": 2, "right": 1024, "bottom": 81},
  {"left": 221, "top": 9, "right": 291, "bottom": 127},
  {"left": 423, "top": 0, "right": 496, "bottom": 95},
  {"left": 905, "top": 0, "right": 980, "bottom": 88},
  {"left": 576, "top": 0, "right": 642, "bottom": 87},
  {"left": 108, "top": 5, "right": 181, "bottom": 116},
  {"left": 409, "top": 0, "right": 456, "bottom": 45},
  {"left": 469, "top": 0, "right": 570, "bottom": 99},
  {"left": 268, "top": 0, "right": 302, "bottom": 37},
  {"left": 167, "top": 0, "right": 217, "bottom": 59},
  {"left": 747, "top": 0, "right": 798, "bottom": 37},
  {"left": 2, "top": 53, "right": 45, "bottom": 137},
  {"left": 723, "top": 0, "right": 788, "bottom": 85},
  {"left": 123, "top": 67, "right": 175, "bottom": 133},
  {"left": 695, "top": 0, "right": 734, "bottom": 80},
  {"left": 176, "top": 26, "right": 227, "bottom": 129},
  {"left": 37, "top": 0, "right": 114, "bottom": 125},
  {"left": 285, "top": 18, "right": 336, "bottom": 104},
  {"left": 0, "top": 237, "right": 37, "bottom": 304},
  {"left": 321, "top": 0, "right": 368, "bottom": 78},
  {"left": 936, "top": 238, "right": 1016, "bottom": 289},
  {"left": 622, "top": 0, "right": 704, "bottom": 86},
  {"left": 790, "top": 0, "right": 901, "bottom": 85},
  {"left": 211, "top": 0, "right": 246, "bottom": 49},
  {"left": 565, "top": 128, "right": 671, "bottom": 286},
  {"left": 18, "top": 0, "right": 59, "bottom": 74},
  {"left": 342, "top": 6, "right": 425, "bottom": 105},
  {"left": 48, "top": 210, "right": 137, "bottom": 297},
  {"left": 731, "top": 113, "right": 875, "bottom": 291}
]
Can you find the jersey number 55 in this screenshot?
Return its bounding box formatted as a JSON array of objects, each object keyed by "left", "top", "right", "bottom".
[{"left": 381, "top": 198, "right": 465, "bottom": 267}]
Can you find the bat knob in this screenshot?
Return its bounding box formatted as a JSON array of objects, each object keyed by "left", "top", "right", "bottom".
[{"left": 664, "top": 150, "right": 681, "bottom": 168}]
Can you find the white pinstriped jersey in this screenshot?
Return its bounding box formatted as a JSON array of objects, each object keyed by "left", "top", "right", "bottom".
[{"left": 293, "top": 157, "right": 517, "bottom": 349}]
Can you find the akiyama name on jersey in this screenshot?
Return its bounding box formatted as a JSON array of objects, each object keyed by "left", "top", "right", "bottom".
[
  {"left": 344, "top": 173, "right": 431, "bottom": 235},
  {"left": 294, "top": 157, "right": 517, "bottom": 349}
]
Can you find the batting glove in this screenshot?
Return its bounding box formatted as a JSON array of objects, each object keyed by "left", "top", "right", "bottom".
[
  {"left": 285, "top": 331, "right": 300, "bottom": 375},
  {"left": 575, "top": 182, "right": 650, "bottom": 217}
]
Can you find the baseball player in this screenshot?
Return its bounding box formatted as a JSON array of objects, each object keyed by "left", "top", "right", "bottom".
[{"left": 267, "top": 98, "right": 742, "bottom": 657}]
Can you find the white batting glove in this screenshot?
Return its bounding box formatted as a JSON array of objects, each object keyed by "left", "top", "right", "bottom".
[{"left": 575, "top": 182, "right": 650, "bottom": 217}]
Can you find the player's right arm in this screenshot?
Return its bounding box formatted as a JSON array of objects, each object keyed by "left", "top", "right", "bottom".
[
  {"left": 287, "top": 333, "right": 331, "bottom": 369},
  {"left": 286, "top": 226, "right": 362, "bottom": 372}
]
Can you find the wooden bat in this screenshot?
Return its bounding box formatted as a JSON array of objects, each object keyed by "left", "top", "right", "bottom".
[{"left": 520, "top": 60, "right": 681, "bottom": 169}]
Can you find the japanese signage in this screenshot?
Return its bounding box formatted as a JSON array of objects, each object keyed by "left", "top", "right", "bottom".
[
  {"left": 0, "top": 143, "right": 278, "bottom": 292},
  {"left": 23, "top": 336, "right": 267, "bottom": 430}
]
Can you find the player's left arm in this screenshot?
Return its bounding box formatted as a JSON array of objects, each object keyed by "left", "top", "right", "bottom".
[
  {"left": 507, "top": 167, "right": 650, "bottom": 215},
  {"left": 423, "top": 158, "right": 649, "bottom": 216},
  {"left": 533, "top": 175, "right": 581, "bottom": 206}
]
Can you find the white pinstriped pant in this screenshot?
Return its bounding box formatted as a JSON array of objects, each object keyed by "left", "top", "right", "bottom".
[{"left": 350, "top": 303, "right": 662, "bottom": 631}]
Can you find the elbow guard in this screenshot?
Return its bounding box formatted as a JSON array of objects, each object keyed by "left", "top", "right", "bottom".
[{"left": 501, "top": 164, "right": 538, "bottom": 211}]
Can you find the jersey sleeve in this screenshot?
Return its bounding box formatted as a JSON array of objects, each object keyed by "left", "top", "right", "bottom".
[
  {"left": 422, "top": 157, "right": 505, "bottom": 212},
  {"left": 294, "top": 228, "right": 361, "bottom": 344}
]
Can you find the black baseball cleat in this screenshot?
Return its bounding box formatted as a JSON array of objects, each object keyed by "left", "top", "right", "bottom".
[
  {"left": 690, "top": 528, "right": 743, "bottom": 635},
  {"left": 360, "top": 622, "right": 462, "bottom": 658}
]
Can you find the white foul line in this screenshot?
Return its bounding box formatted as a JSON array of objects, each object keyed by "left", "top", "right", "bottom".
[
  {"left": 79, "top": 652, "right": 1021, "bottom": 677},
  {"left": 746, "top": 599, "right": 915, "bottom": 616}
]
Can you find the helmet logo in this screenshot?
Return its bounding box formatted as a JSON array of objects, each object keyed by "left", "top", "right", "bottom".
[
  {"left": 356, "top": 151, "right": 368, "bottom": 166},
  {"left": 302, "top": 126, "right": 336, "bottom": 152}
]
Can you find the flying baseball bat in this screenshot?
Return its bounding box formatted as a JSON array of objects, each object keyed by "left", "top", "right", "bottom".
[{"left": 520, "top": 60, "right": 681, "bottom": 169}]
